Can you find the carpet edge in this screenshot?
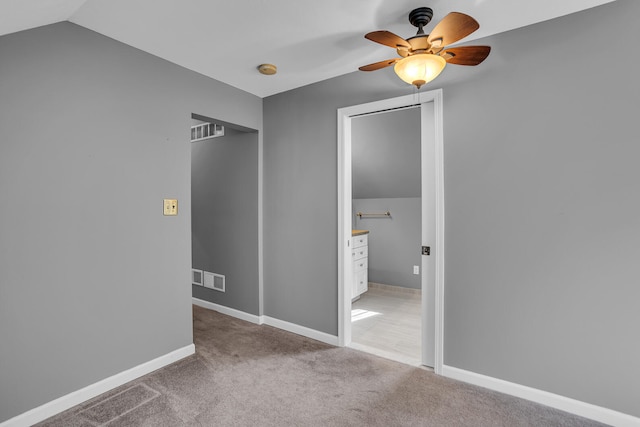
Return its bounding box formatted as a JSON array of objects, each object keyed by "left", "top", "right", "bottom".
[{"left": 1, "top": 344, "right": 195, "bottom": 427}]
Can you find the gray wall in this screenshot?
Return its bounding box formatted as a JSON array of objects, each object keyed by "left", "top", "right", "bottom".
[
  {"left": 0, "top": 22, "right": 262, "bottom": 422},
  {"left": 263, "top": 0, "right": 639, "bottom": 417},
  {"left": 351, "top": 108, "right": 421, "bottom": 289},
  {"left": 351, "top": 107, "right": 421, "bottom": 199},
  {"left": 353, "top": 198, "right": 421, "bottom": 289},
  {"left": 192, "top": 128, "right": 259, "bottom": 314}
]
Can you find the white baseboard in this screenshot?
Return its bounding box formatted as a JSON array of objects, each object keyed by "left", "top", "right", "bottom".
[
  {"left": 262, "top": 316, "right": 339, "bottom": 346},
  {"left": 1, "top": 344, "right": 195, "bottom": 427},
  {"left": 192, "top": 297, "right": 262, "bottom": 324},
  {"left": 192, "top": 298, "right": 339, "bottom": 346},
  {"left": 442, "top": 365, "right": 640, "bottom": 427}
]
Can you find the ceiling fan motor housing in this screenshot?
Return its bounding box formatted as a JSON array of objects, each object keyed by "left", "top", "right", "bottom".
[
  {"left": 400, "top": 7, "right": 435, "bottom": 57},
  {"left": 409, "top": 7, "right": 434, "bottom": 30}
]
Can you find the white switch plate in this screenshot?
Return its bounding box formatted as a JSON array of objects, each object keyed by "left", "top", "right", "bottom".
[
  {"left": 413, "top": 265, "right": 420, "bottom": 275},
  {"left": 163, "top": 199, "right": 178, "bottom": 216}
]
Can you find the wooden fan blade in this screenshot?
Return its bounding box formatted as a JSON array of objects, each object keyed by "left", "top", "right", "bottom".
[
  {"left": 365, "top": 31, "right": 410, "bottom": 49},
  {"left": 358, "top": 58, "right": 399, "bottom": 72},
  {"left": 441, "top": 46, "right": 491, "bottom": 66},
  {"left": 427, "top": 12, "right": 479, "bottom": 47}
]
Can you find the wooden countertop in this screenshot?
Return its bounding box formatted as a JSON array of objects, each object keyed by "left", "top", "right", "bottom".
[{"left": 352, "top": 229, "right": 369, "bottom": 236}]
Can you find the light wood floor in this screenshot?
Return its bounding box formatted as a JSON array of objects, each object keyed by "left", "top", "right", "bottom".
[{"left": 350, "top": 283, "right": 422, "bottom": 366}]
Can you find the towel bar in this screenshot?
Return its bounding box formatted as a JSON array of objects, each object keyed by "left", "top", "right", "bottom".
[{"left": 356, "top": 211, "right": 391, "bottom": 218}]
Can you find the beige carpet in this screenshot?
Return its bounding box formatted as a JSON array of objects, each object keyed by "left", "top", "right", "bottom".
[{"left": 38, "top": 305, "right": 607, "bottom": 426}]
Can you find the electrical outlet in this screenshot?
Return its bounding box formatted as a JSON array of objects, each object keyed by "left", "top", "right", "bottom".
[{"left": 413, "top": 265, "right": 420, "bottom": 275}]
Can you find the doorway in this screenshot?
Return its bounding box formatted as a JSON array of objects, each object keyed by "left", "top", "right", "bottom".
[
  {"left": 190, "top": 113, "right": 261, "bottom": 318},
  {"left": 350, "top": 106, "right": 422, "bottom": 365},
  {"left": 337, "top": 90, "right": 445, "bottom": 373}
]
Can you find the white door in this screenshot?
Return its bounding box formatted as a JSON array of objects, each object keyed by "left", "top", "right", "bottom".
[{"left": 421, "top": 102, "right": 436, "bottom": 368}]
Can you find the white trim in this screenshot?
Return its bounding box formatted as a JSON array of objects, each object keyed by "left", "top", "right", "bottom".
[
  {"left": 419, "top": 98, "right": 438, "bottom": 369},
  {"left": 432, "top": 91, "right": 445, "bottom": 375},
  {"left": 442, "top": 365, "right": 640, "bottom": 427},
  {"left": 337, "top": 90, "right": 444, "bottom": 374},
  {"left": 192, "top": 297, "right": 262, "bottom": 324},
  {"left": 192, "top": 298, "right": 339, "bottom": 345},
  {"left": 336, "top": 105, "right": 351, "bottom": 347},
  {"left": 257, "top": 126, "right": 264, "bottom": 317},
  {"left": 1, "top": 345, "right": 195, "bottom": 427},
  {"left": 262, "top": 316, "right": 339, "bottom": 346}
]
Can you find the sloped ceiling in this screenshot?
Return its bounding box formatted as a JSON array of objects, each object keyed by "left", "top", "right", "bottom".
[{"left": 1, "top": 0, "right": 616, "bottom": 97}]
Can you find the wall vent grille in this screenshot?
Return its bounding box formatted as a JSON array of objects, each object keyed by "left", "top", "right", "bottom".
[
  {"left": 191, "top": 123, "right": 224, "bottom": 142},
  {"left": 192, "top": 269, "right": 204, "bottom": 286},
  {"left": 204, "top": 271, "right": 225, "bottom": 292}
]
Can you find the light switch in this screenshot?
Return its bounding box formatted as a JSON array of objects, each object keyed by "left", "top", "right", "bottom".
[{"left": 163, "top": 199, "right": 178, "bottom": 216}]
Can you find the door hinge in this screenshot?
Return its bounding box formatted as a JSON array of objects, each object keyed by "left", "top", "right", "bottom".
[{"left": 422, "top": 246, "right": 430, "bottom": 256}]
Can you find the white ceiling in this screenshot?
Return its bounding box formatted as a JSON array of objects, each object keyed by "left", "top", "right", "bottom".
[{"left": 1, "top": 0, "right": 615, "bottom": 98}]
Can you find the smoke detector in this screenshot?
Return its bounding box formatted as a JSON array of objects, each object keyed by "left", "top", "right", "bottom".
[{"left": 258, "top": 64, "right": 277, "bottom": 75}]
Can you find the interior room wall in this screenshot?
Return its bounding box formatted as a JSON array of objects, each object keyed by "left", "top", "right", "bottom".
[
  {"left": 0, "top": 22, "right": 262, "bottom": 423},
  {"left": 191, "top": 127, "right": 259, "bottom": 314},
  {"left": 263, "top": 0, "right": 640, "bottom": 417},
  {"left": 352, "top": 198, "right": 421, "bottom": 289},
  {"left": 351, "top": 108, "right": 421, "bottom": 289}
]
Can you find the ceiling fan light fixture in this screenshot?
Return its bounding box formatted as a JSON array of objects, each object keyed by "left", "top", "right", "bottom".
[{"left": 394, "top": 54, "right": 446, "bottom": 89}]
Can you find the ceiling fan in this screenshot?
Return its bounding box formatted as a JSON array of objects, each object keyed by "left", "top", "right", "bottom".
[{"left": 359, "top": 7, "right": 491, "bottom": 88}]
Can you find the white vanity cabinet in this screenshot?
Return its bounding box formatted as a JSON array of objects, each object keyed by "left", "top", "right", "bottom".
[{"left": 351, "top": 232, "right": 369, "bottom": 300}]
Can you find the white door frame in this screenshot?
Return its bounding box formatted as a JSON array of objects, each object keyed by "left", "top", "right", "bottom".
[{"left": 337, "top": 89, "right": 445, "bottom": 374}]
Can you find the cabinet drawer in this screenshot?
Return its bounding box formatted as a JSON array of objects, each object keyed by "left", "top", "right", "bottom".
[
  {"left": 351, "top": 245, "right": 368, "bottom": 261},
  {"left": 353, "top": 257, "right": 368, "bottom": 273},
  {"left": 352, "top": 234, "right": 368, "bottom": 248},
  {"left": 355, "top": 269, "right": 368, "bottom": 295}
]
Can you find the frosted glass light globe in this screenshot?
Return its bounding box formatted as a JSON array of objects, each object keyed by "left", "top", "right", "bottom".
[{"left": 394, "top": 54, "right": 446, "bottom": 88}]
